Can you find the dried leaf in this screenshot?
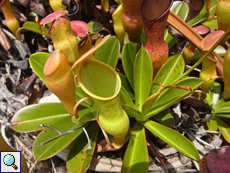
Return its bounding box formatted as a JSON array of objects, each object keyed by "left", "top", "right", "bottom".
[
  {"left": 28, "top": 85, "right": 45, "bottom": 105},
  {"left": 96, "top": 139, "right": 118, "bottom": 152},
  {"left": 11, "top": 6, "right": 27, "bottom": 22},
  {"left": 16, "top": 0, "right": 29, "bottom": 7},
  {"left": 0, "top": 26, "right": 10, "bottom": 51},
  {"left": 23, "top": 73, "right": 37, "bottom": 91},
  {"left": 30, "top": 1, "right": 47, "bottom": 17},
  {"left": 182, "top": 96, "right": 207, "bottom": 108}
]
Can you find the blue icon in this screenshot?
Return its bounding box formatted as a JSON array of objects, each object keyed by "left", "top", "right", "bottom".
[{"left": 3, "top": 154, "right": 18, "bottom": 170}]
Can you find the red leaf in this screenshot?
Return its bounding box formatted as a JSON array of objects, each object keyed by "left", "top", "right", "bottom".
[
  {"left": 200, "top": 146, "right": 230, "bottom": 173},
  {"left": 206, "top": 146, "right": 230, "bottom": 173},
  {"left": 199, "top": 154, "right": 211, "bottom": 173},
  {"left": 40, "top": 10, "right": 68, "bottom": 25},
  {"left": 201, "top": 30, "right": 225, "bottom": 51},
  {"left": 193, "top": 25, "right": 210, "bottom": 35},
  {"left": 70, "top": 20, "right": 90, "bottom": 37}
]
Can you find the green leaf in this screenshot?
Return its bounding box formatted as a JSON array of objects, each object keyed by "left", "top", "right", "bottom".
[
  {"left": 72, "top": 107, "right": 98, "bottom": 124},
  {"left": 207, "top": 119, "right": 218, "bottom": 131},
  {"left": 140, "top": 28, "right": 146, "bottom": 44},
  {"left": 11, "top": 103, "right": 73, "bottom": 132},
  {"left": 134, "top": 47, "right": 153, "bottom": 110},
  {"left": 200, "top": 0, "right": 217, "bottom": 16},
  {"left": 120, "top": 87, "right": 135, "bottom": 108},
  {"left": 146, "top": 78, "right": 203, "bottom": 118},
  {"left": 203, "top": 19, "right": 218, "bottom": 29},
  {"left": 119, "top": 73, "right": 134, "bottom": 96},
  {"left": 95, "top": 36, "right": 120, "bottom": 68},
  {"left": 164, "top": 1, "right": 188, "bottom": 48},
  {"left": 205, "top": 82, "right": 221, "bottom": 106},
  {"left": 120, "top": 87, "right": 144, "bottom": 121},
  {"left": 121, "top": 122, "right": 149, "bottom": 173},
  {"left": 171, "top": 1, "right": 189, "bottom": 21},
  {"left": 67, "top": 121, "right": 99, "bottom": 173},
  {"left": 187, "top": 12, "right": 209, "bottom": 27},
  {"left": 215, "top": 117, "right": 230, "bottom": 143},
  {"left": 122, "top": 42, "right": 141, "bottom": 89},
  {"left": 29, "top": 52, "right": 50, "bottom": 84},
  {"left": 33, "top": 116, "right": 88, "bottom": 160},
  {"left": 151, "top": 54, "right": 185, "bottom": 94},
  {"left": 122, "top": 104, "right": 144, "bottom": 121},
  {"left": 214, "top": 100, "right": 230, "bottom": 113},
  {"left": 21, "top": 22, "right": 50, "bottom": 38},
  {"left": 188, "top": 0, "right": 217, "bottom": 27},
  {"left": 142, "top": 92, "right": 160, "bottom": 115},
  {"left": 152, "top": 110, "right": 175, "bottom": 127},
  {"left": 215, "top": 45, "right": 226, "bottom": 56},
  {"left": 144, "top": 120, "right": 200, "bottom": 161},
  {"left": 216, "top": 114, "right": 230, "bottom": 119},
  {"left": 164, "top": 28, "right": 179, "bottom": 49},
  {"left": 88, "top": 22, "right": 105, "bottom": 34}
]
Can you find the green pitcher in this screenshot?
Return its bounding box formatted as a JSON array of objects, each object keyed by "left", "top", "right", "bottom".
[{"left": 76, "top": 59, "right": 130, "bottom": 149}]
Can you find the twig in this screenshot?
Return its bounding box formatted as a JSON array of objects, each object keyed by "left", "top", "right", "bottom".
[
  {"left": 15, "top": 68, "right": 21, "bottom": 86},
  {"left": 193, "top": 160, "right": 200, "bottom": 172},
  {"left": 39, "top": 124, "right": 62, "bottom": 134},
  {"left": 186, "top": 129, "right": 221, "bottom": 150},
  {"left": 51, "top": 158, "right": 58, "bottom": 173},
  {"left": 37, "top": 122, "right": 88, "bottom": 147},
  {"left": 13, "top": 134, "right": 33, "bottom": 160},
  {"left": 146, "top": 132, "right": 170, "bottom": 173},
  {"left": 82, "top": 127, "right": 92, "bottom": 152},
  {"left": 29, "top": 160, "right": 38, "bottom": 173}
]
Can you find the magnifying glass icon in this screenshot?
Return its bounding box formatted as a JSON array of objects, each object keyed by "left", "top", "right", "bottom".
[{"left": 3, "top": 154, "right": 18, "bottom": 170}]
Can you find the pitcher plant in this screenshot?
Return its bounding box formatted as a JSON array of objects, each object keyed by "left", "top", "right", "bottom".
[
  {"left": 44, "top": 49, "right": 76, "bottom": 117},
  {"left": 139, "top": 0, "right": 173, "bottom": 76},
  {"left": 49, "top": 0, "right": 67, "bottom": 11},
  {"left": 75, "top": 58, "right": 130, "bottom": 149},
  {"left": 40, "top": 10, "right": 79, "bottom": 64},
  {"left": 223, "top": 46, "right": 230, "bottom": 100},
  {"left": 0, "top": 0, "right": 22, "bottom": 41},
  {"left": 199, "top": 55, "right": 217, "bottom": 92},
  {"left": 122, "top": 0, "right": 143, "bottom": 43},
  {"left": 217, "top": 0, "right": 230, "bottom": 32}
]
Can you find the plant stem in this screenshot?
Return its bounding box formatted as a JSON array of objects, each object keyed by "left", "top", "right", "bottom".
[{"left": 179, "top": 27, "right": 230, "bottom": 80}]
